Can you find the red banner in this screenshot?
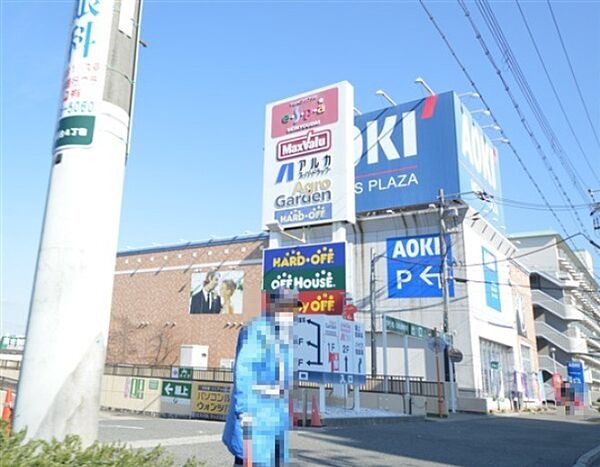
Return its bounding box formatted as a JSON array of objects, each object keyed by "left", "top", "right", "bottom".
[{"left": 298, "top": 290, "right": 344, "bottom": 315}]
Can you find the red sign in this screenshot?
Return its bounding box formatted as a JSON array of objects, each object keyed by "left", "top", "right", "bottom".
[
  {"left": 271, "top": 87, "right": 339, "bottom": 138},
  {"left": 298, "top": 290, "right": 344, "bottom": 315},
  {"left": 552, "top": 373, "right": 563, "bottom": 404},
  {"left": 343, "top": 304, "right": 357, "bottom": 321}
]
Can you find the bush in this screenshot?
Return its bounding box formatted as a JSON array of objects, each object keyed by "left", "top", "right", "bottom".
[{"left": 0, "top": 420, "right": 203, "bottom": 466}]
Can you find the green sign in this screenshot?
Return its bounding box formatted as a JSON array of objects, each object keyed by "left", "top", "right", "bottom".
[
  {"left": 161, "top": 381, "right": 192, "bottom": 399},
  {"left": 148, "top": 379, "right": 159, "bottom": 391},
  {"left": 263, "top": 267, "right": 345, "bottom": 291},
  {"left": 490, "top": 361, "right": 500, "bottom": 370},
  {"left": 171, "top": 367, "right": 193, "bottom": 380},
  {"left": 129, "top": 378, "right": 145, "bottom": 399},
  {"left": 55, "top": 115, "right": 95, "bottom": 148},
  {"left": 385, "top": 316, "right": 432, "bottom": 339}
]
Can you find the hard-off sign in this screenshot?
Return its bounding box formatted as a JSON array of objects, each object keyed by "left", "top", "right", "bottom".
[
  {"left": 386, "top": 234, "right": 455, "bottom": 298},
  {"left": 294, "top": 315, "right": 365, "bottom": 384}
]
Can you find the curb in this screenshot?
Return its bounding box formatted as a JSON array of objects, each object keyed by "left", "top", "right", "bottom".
[
  {"left": 573, "top": 444, "right": 600, "bottom": 467},
  {"left": 321, "top": 415, "right": 423, "bottom": 427}
]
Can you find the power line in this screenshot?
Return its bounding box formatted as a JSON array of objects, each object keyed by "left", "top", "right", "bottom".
[
  {"left": 474, "top": 0, "right": 592, "bottom": 203},
  {"left": 454, "top": 276, "right": 600, "bottom": 294},
  {"left": 462, "top": 193, "right": 592, "bottom": 212},
  {"left": 515, "top": 0, "right": 600, "bottom": 185},
  {"left": 456, "top": 0, "right": 596, "bottom": 263},
  {"left": 417, "top": 0, "right": 571, "bottom": 240},
  {"left": 464, "top": 0, "right": 590, "bottom": 227},
  {"left": 547, "top": 0, "right": 600, "bottom": 150},
  {"left": 385, "top": 232, "right": 583, "bottom": 269}
]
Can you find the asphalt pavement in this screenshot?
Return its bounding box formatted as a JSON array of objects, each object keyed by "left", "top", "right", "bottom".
[{"left": 98, "top": 410, "right": 600, "bottom": 467}]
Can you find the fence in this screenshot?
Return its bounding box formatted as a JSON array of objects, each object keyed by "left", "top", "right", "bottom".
[
  {"left": 2, "top": 359, "right": 441, "bottom": 397},
  {"left": 104, "top": 364, "right": 437, "bottom": 396}
]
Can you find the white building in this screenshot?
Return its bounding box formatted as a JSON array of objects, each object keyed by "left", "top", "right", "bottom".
[
  {"left": 274, "top": 203, "right": 543, "bottom": 412},
  {"left": 510, "top": 232, "right": 600, "bottom": 402}
]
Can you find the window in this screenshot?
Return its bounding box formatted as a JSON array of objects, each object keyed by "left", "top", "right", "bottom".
[{"left": 480, "top": 338, "right": 513, "bottom": 399}]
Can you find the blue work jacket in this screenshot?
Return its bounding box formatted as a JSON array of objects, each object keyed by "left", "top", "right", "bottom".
[{"left": 222, "top": 316, "right": 292, "bottom": 466}]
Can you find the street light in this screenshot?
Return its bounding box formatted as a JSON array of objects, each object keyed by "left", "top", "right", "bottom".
[
  {"left": 458, "top": 91, "right": 480, "bottom": 99},
  {"left": 481, "top": 124, "right": 501, "bottom": 131},
  {"left": 375, "top": 89, "right": 397, "bottom": 107},
  {"left": 414, "top": 77, "right": 436, "bottom": 96}
]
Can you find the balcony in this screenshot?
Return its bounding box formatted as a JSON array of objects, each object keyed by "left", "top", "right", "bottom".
[
  {"left": 535, "top": 321, "right": 588, "bottom": 354},
  {"left": 532, "top": 289, "right": 584, "bottom": 321},
  {"left": 537, "top": 354, "right": 567, "bottom": 378}
]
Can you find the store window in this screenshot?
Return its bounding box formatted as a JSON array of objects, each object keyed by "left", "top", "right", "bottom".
[{"left": 480, "top": 338, "right": 513, "bottom": 399}]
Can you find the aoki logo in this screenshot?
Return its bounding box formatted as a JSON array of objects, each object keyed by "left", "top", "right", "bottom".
[{"left": 354, "top": 111, "right": 417, "bottom": 166}]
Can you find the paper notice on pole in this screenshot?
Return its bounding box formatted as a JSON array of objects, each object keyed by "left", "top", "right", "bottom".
[{"left": 56, "top": 0, "right": 115, "bottom": 149}]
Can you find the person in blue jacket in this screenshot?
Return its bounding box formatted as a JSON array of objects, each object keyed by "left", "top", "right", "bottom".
[{"left": 222, "top": 287, "right": 298, "bottom": 466}]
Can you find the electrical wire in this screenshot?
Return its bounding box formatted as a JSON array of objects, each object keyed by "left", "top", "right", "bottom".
[
  {"left": 475, "top": 0, "right": 591, "bottom": 204},
  {"left": 417, "top": 0, "right": 572, "bottom": 245},
  {"left": 516, "top": 0, "right": 600, "bottom": 185},
  {"left": 458, "top": 0, "right": 591, "bottom": 240},
  {"left": 547, "top": 0, "right": 600, "bottom": 150}
]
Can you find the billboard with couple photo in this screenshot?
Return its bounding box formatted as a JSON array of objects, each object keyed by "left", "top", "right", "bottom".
[{"left": 189, "top": 270, "right": 244, "bottom": 315}]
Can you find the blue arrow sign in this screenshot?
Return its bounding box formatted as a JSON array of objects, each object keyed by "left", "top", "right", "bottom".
[{"left": 386, "top": 234, "right": 454, "bottom": 298}]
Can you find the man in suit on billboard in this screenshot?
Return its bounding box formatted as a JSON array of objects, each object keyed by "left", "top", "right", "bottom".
[{"left": 190, "top": 271, "right": 222, "bottom": 314}]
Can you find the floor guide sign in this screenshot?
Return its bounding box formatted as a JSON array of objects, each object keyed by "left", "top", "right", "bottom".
[{"left": 294, "top": 315, "right": 366, "bottom": 385}]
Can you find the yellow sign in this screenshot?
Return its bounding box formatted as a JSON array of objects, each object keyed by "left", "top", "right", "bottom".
[{"left": 192, "top": 383, "right": 231, "bottom": 419}]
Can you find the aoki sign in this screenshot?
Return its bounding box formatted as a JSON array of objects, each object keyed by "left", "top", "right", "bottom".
[{"left": 262, "top": 82, "right": 355, "bottom": 228}]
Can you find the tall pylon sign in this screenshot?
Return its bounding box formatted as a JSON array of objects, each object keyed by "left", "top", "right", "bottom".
[{"left": 14, "top": 0, "right": 144, "bottom": 444}]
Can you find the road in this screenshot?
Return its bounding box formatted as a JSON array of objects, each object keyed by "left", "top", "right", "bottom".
[{"left": 98, "top": 410, "right": 600, "bottom": 467}]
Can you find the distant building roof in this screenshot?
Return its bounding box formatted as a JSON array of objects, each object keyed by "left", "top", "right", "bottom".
[
  {"left": 508, "top": 230, "right": 560, "bottom": 240},
  {"left": 117, "top": 232, "right": 269, "bottom": 257}
]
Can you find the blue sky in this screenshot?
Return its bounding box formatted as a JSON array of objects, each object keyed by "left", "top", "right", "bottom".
[{"left": 2, "top": 0, "right": 599, "bottom": 335}]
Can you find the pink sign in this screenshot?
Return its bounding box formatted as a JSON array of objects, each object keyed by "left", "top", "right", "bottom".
[{"left": 271, "top": 87, "right": 339, "bottom": 138}]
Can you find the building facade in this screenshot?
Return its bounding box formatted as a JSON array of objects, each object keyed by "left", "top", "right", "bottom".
[
  {"left": 107, "top": 235, "right": 267, "bottom": 368},
  {"left": 510, "top": 232, "right": 600, "bottom": 401}
]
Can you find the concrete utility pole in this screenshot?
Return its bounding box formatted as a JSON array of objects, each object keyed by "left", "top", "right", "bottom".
[
  {"left": 14, "top": 0, "right": 144, "bottom": 444},
  {"left": 438, "top": 188, "right": 456, "bottom": 413}
]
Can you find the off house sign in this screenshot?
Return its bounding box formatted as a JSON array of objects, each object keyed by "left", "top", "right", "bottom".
[
  {"left": 262, "top": 82, "right": 355, "bottom": 228},
  {"left": 263, "top": 242, "right": 346, "bottom": 315}
]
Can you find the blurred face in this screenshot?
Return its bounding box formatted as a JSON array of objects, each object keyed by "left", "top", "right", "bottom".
[
  {"left": 274, "top": 298, "right": 301, "bottom": 318},
  {"left": 206, "top": 274, "right": 219, "bottom": 291},
  {"left": 220, "top": 282, "right": 233, "bottom": 299}
]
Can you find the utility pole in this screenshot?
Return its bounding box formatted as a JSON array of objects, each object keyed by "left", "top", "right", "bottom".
[
  {"left": 14, "top": 0, "right": 144, "bottom": 444},
  {"left": 370, "top": 248, "right": 377, "bottom": 376},
  {"left": 438, "top": 188, "right": 456, "bottom": 413}
]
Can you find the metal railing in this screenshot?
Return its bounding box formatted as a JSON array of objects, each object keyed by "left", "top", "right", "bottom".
[{"left": 5, "top": 362, "right": 440, "bottom": 397}]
